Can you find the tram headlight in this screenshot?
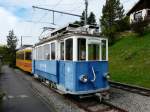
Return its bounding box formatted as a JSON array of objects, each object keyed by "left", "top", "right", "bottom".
[
  {"left": 79, "top": 75, "right": 88, "bottom": 83},
  {"left": 104, "top": 72, "right": 110, "bottom": 79}
]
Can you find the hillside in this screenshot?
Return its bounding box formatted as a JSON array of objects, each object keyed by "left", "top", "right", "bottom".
[{"left": 109, "top": 32, "right": 150, "bottom": 88}]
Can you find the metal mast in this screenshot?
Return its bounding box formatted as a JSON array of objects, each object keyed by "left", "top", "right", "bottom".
[{"left": 84, "top": 0, "right": 88, "bottom": 26}]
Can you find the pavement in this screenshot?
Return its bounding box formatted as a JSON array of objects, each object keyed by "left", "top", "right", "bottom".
[{"left": 0, "top": 65, "right": 53, "bottom": 112}]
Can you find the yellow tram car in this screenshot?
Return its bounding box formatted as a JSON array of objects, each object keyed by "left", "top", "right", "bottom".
[{"left": 16, "top": 45, "right": 32, "bottom": 73}]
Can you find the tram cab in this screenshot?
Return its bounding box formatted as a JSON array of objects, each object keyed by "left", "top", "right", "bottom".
[{"left": 32, "top": 24, "right": 110, "bottom": 95}]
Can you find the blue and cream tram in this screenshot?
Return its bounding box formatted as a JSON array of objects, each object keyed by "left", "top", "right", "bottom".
[{"left": 32, "top": 24, "right": 110, "bottom": 95}]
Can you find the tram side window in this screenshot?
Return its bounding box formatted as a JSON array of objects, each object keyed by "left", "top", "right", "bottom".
[
  {"left": 101, "top": 40, "right": 107, "bottom": 60},
  {"left": 25, "top": 52, "right": 31, "bottom": 60},
  {"left": 78, "top": 38, "right": 86, "bottom": 60},
  {"left": 38, "top": 47, "right": 42, "bottom": 60},
  {"left": 60, "top": 42, "right": 64, "bottom": 60},
  {"left": 17, "top": 52, "right": 24, "bottom": 60},
  {"left": 65, "top": 38, "right": 73, "bottom": 60},
  {"left": 51, "top": 43, "right": 55, "bottom": 60},
  {"left": 88, "top": 44, "right": 100, "bottom": 60},
  {"left": 37, "top": 47, "right": 39, "bottom": 60},
  {"left": 36, "top": 48, "right": 38, "bottom": 60},
  {"left": 44, "top": 44, "right": 50, "bottom": 60}
]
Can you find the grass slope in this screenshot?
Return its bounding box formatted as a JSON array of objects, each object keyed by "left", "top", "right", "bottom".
[{"left": 109, "top": 33, "right": 150, "bottom": 88}]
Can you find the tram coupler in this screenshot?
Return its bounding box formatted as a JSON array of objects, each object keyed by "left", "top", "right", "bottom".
[{"left": 95, "top": 91, "right": 110, "bottom": 102}]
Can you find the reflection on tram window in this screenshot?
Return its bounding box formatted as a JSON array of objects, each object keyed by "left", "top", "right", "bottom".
[
  {"left": 44, "top": 44, "right": 50, "bottom": 60},
  {"left": 51, "top": 43, "right": 55, "bottom": 60},
  {"left": 78, "top": 38, "right": 86, "bottom": 61},
  {"left": 65, "top": 39, "right": 73, "bottom": 60},
  {"left": 60, "top": 42, "right": 64, "bottom": 60},
  {"left": 88, "top": 44, "right": 100, "bottom": 60},
  {"left": 102, "top": 40, "right": 106, "bottom": 60}
]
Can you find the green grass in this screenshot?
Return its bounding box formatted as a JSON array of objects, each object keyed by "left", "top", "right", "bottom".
[{"left": 109, "top": 32, "right": 150, "bottom": 88}]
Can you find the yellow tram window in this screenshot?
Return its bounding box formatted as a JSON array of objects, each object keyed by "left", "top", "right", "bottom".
[{"left": 25, "top": 52, "right": 31, "bottom": 60}]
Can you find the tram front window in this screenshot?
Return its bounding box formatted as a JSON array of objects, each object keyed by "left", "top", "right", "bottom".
[
  {"left": 78, "top": 38, "right": 86, "bottom": 61},
  {"left": 88, "top": 44, "right": 100, "bottom": 60},
  {"left": 25, "top": 52, "right": 32, "bottom": 60}
]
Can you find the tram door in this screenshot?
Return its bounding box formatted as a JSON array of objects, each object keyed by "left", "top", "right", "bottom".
[{"left": 59, "top": 41, "right": 65, "bottom": 86}]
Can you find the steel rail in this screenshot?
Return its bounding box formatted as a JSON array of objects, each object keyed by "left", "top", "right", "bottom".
[{"left": 109, "top": 81, "right": 150, "bottom": 96}]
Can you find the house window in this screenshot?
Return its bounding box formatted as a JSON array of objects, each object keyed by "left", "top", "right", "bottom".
[
  {"left": 78, "top": 38, "right": 86, "bottom": 61},
  {"left": 65, "top": 38, "right": 73, "bottom": 60},
  {"left": 60, "top": 42, "right": 64, "bottom": 60},
  {"left": 51, "top": 43, "right": 55, "bottom": 60},
  {"left": 134, "top": 11, "right": 142, "bottom": 20}
]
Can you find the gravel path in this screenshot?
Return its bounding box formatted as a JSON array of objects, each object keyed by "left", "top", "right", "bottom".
[
  {"left": 15, "top": 69, "right": 85, "bottom": 112},
  {"left": 0, "top": 66, "right": 52, "bottom": 112},
  {"left": 107, "top": 88, "right": 150, "bottom": 112}
]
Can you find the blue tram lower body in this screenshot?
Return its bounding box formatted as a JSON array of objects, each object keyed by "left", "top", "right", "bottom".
[{"left": 32, "top": 60, "right": 109, "bottom": 94}]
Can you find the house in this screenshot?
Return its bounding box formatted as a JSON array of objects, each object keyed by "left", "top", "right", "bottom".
[{"left": 127, "top": 0, "right": 150, "bottom": 24}]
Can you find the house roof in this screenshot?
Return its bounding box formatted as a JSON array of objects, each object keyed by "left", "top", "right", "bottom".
[{"left": 127, "top": 0, "right": 150, "bottom": 15}]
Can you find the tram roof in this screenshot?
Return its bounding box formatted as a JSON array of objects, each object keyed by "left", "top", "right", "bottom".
[
  {"left": 34, "top": 24, "right": 102, "bottom": 46},
  {"left": 17, "top": 45, "right": 33, "bottom": 51}
]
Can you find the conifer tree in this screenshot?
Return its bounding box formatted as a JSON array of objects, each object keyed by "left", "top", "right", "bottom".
[
  {"left": 100, "top": 0, "right": 124, "bottom": 44},
  {"left": 80, "top": 11, "right": 85, "bottom": 26},
  {"left": 87, "top": 12, "right": 96, "bottom": 26},
  {"left": 7, "top": 30, "right": 17, "bottom": 67},
  {"left": 73, "top": 11, "right": 97, "bottom": 26}
]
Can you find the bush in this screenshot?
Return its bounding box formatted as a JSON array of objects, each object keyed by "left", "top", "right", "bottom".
[
  {"left": 116, "top": 16, "right": 130, "bottom": 32},
  {"left": 131, "top": 19, "right": 149, "bottom": 36}
]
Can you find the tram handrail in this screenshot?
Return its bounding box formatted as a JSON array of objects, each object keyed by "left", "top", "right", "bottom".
[{"left": 91, "top": 67, "right": 96, "bottom": 82}]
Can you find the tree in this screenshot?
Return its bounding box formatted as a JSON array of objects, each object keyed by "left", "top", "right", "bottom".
[
  {"left": 87, "top": 12, "right": 96, "bottom": 26},
  {"left": 100, "top": 0, "right": 124, "bottom": 44},
  {"left": 7, "top": 30, "right": 17, "bottom": 67},
  {"left": 116, "top": 16, "right": 130, "bottom": 32},
  {"left": 0, "top": 45, "right": 9, "bottom": 64},
  {"left": 73, "top": 11, "right": 96, "bottom": 26},
  {"left": 80, "top": 11, "right": 85, "bottom": 26}
]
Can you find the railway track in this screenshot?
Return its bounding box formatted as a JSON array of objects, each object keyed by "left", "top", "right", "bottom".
[
  {"left": 109, "top": 81, "right": 150, "bottom": 97},
  {"left": 34, "top": 78, "right": 127, "bottom": 112},
  {"left": 69, "top": 96, "right": 128, "bottom": 112}
]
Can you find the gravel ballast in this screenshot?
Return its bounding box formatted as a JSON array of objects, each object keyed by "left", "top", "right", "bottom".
[{"left": 107, "top": 88, "right": 150, "bottom": 112}]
